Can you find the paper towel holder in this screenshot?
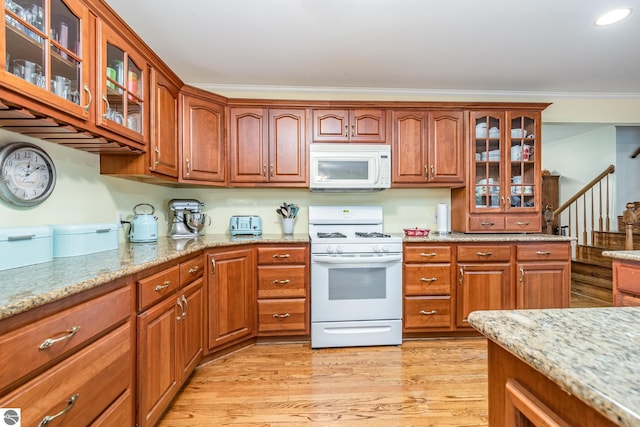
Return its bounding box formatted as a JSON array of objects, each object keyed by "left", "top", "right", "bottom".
[{"left": 436, "top": 203, "right": 450, "bottom": 235}]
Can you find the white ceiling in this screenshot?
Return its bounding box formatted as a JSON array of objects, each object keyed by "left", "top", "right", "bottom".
[{"left": 103, "top": 0, "right": 640, "bottom": 98}]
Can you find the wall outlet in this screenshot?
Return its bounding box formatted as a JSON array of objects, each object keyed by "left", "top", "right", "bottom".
[{"left": 117, "top": 211, "right": 126, "bottom": 226}]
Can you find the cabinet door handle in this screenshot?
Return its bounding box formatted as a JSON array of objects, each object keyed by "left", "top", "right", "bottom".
[
  {"left": 270, "top": 164, "right": 274, "bottom": 177},
  {"left": 480, "top": 222, "right": 495, "bottom": 226},
  {"left": 154, "top": 147, "right": 160, "bottom": 167},
  {"left": 211, "top": 258, "right": 216, "bottom": 276},
  {"left": 272, "top": 313, "right": 291, "bottom": 319},
  {"left": 272, "top": 253, "right": 291, "bottom": 259},
  {"left": 38, "top": 394, "right": 79, "bottom": 427},
  {"left": 520, "top": 266, "right": 525, "bottom": 282},
  {"left": 419, "top": 310, "right": 437, "bottom": 316},
  {"left": 344, "top": 125, "right": 349, "bottom": 137},
  {"left": 420, "top": 252, "right": 436, "bottom": 257},
  {"left": 424, "top": 165, "right": 429, "bottom": 179},
  {"left": 176, "top": 297, "right": 184, "bottom": 322},
  {"left": 273, "top": 279, "right": 291, "bottom": 286},
  {"left": 188, "top": 266, "right": 200, "bottom": 274},
  {"left": 420, "top": 277, "right": 437, "bottom": 283},
  {"left": 155, "top": 281, "right": 171, "bottom": 291},
  {"left": 39, "top": 326, "right": 81, "bottom": 350},
  {"left": 351, "top": 124, "right": 355, "bottom": 137},
  {"left": 475, "top": 251, "right": 493, "bottom": 257},
  {"left": 181, "top": 295, "right": 188, "bottom": 319},
  {"left": 503, "top": 197, "right": 508, "bottom": 208},
  {"left": 185, "top": 158, "right": 190, "bottom": 175},
  {"left": 101, "top": 95, "right": 110, "bottom": 119},
  {"left": 262, "top": 164, "right": 267, "bottom": 177},
  {"left": 430, "top": 165, "right": 434, "bottom": 177},
  {"left": 458, "top": 267, "right": 464, "bottom": 284},
  {"left": 535, "top": 251, "right": 551, "bottom": 255},
  {"left": 515, "top": 221, "right": 531, "bottom": 226},
  {"left": 83, "top": 84, "right": 92, "bottom": 112}
]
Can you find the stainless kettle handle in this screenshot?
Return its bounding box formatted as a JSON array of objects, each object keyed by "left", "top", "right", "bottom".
[{"left": 133, "top": 203, "right": 155, "bottom": 215}]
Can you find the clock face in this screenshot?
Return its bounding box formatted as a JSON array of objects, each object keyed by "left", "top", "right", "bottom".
[{"left": 0, "top": 142, "right": 56, "bottom": 207}]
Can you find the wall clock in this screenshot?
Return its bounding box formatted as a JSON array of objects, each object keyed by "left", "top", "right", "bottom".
[{"left": 0, "top": 142, "right": 57, "bottom": 207}]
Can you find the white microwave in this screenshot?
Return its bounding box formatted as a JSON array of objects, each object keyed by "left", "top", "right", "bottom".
[{"left": 309, "top": 144, "right": 391, "bottom": 191}]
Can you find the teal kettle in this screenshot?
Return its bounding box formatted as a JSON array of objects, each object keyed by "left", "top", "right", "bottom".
[{"left": 129, "top": 203, "right": 158, "bottom": 243}]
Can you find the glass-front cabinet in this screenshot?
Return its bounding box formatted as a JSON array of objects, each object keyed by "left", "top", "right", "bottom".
[
  {"left": 463, "top": 110, "right": 541, "bottom": 232},
  {"left": 3, "top": 0, "right": 90, "bottom": 118},
  {"left": 97, "top": 20, "right": 147, "bottom": 144}
]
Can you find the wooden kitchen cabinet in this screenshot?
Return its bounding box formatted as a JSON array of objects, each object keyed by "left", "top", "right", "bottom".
[
  {"left": 256, "top": 244, "right": 309, "bottom": 336},
  {"left": 136, "top": 256, "right": 204, "bottom": 427},
  {"left": 452, "top": 109, "right": 545, "bottom": 233},
  {"left": 149, "top": 67, "right": 180, "bottom": 178},
  {"left": 2, "top": 0, "right": 92, "bottom": 120},
  {"left": 229, "top": 107, "right": 307, "bottom": 186},
  {"left": 516, "top": 243, "right": 571, "bottom": 309},
  {"left": 456, "top": 244, "right": 512, "bottom": 327},
  {"left": 179, "top": 85, "right": 226, "bottom": 184},
  {"left": 207, "top": 247, "right": 255, "bottom": 350},
  {"left": 403, "top": 244, "right": 454, "bottom": 331},
  {"left": 391, "top": 110, "right": 464, "bottom": 185},
  {"left": 612, "top": 258, "right": 640, "bottom": 306},
  {"left": 0, "top": 279, "right": 134, "bottom": 425},
  {"left": 312, "top": 109, "right": 387, "bottom": 143}
]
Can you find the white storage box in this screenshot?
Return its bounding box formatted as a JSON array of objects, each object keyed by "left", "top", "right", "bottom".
[
  {"left": 0, "top": 226, "right": 53, "bottom": 271},
  {"left": 52, "top": 223, "right": 119, "bottom": 258}
]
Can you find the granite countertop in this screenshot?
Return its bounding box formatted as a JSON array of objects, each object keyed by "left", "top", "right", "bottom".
[
  {"left": 603, "top": 250, "right": 640, "bottom": 262},
  {"left": 0, "top": 234, "right": 308, "bottom": 321},
  {"left": 468, "top": 308, "right": 640, "bottom": 427},
  {"left": 0, "top": 232, "right": 571, "bottom": 322}
]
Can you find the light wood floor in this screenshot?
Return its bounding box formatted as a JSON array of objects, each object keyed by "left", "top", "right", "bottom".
[{"left": 158, "top": 338, "right": 489, "bottom": 426}]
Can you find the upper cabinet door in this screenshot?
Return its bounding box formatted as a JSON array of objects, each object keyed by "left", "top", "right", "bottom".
[
  {"left": 180, "top": 93, "right": 225, "bottom": 184},
  {"left": 505, "top": 111, "right": 541, "bottom": 213},
  {"left": 150, "top": 69, "right": 179, "bottom": 178},
  {"left": 391, "top": 110, "right": 429, "bottom": 183},
  {"left": 268, "top": 108, "right": 307, "bottom": 184},
  {"left": 312, "top": 109, "right": 386, "bottom": 143},
  {"left": 3, "top": 0, "right": 92, "bottom": 119},
  {"left": 429, "top": 111, "right": 464, "bottom": 184},
  {"left": 229, "top": 108, "right": 268, "bottom": 183},
  {"left": 471, "top": 111, "right": 506, "bottom": 212},
  {"left": 96, "top": 19, "right": 147, "bottom": 147}
]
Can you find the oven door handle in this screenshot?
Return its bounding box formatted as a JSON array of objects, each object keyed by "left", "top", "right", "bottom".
[{"left": 311, "top": 254, "right": 402, "bottom": 264}]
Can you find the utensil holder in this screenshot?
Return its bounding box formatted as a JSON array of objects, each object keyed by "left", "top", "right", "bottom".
[{"left": 281, "top": 218, "right": 295, "bottom": 235}]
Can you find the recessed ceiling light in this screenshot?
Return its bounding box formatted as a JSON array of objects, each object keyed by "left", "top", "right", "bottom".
[{"left": 595, "top": 8, "right": 632, "bottom": 26}]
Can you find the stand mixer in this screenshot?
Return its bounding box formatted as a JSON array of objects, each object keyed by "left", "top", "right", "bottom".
[{"left": 168, "top": 199, "right": 210, "bottom": 238}]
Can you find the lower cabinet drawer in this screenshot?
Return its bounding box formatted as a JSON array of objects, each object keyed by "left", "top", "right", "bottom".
[
  {"left": 90, "top": 390, "right": 133, "bottom": 427},
  {"left": 469, "top": 215, "right": 505, "bottom": 232},
  {"left": 0, "top": 322, "right": 132, "bottom": 427},
  {"left": 615, "top": 293, "right": 640, "bottom": 307},
  {"left": 614, "top": 261, "right": 640, "bottom": 296},
  {"left": 505, "top": 215, "right": 541, "bottom": 232},
  {"left": 0, "top": 285, "right": 131, "bottom": 393},
  {"left": 404, "top": 265, "right": 451, "bottom": 296},
  {"left": 404, "top": 297, "right": 452, "bottom": 330},
  {"left": 258, "top": 299, "right": 307, "bottom": 334},
  {"left": 138, "top": 265, "right": 180, "bottom": 311},
  {"left": 258, "top": 265, "right": 307, "bottom": 298}
]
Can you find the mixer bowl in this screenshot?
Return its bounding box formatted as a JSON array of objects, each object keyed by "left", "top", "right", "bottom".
[{"left": 185, "top": 212, "right": 211, "bottom": 233}]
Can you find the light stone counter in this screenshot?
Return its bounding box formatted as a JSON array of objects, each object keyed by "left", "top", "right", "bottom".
[
  {"left": 0, "top": 234, "right": 308, "bottom": 321},
  {"left": 603, "top": 250, "right": 640, "bottom": 262},
  {"left": 468, "top": 308, "right": 640, "bottom": 427},
  {"left": 402, "top": 232, "right": 574, "bottom": 243}
]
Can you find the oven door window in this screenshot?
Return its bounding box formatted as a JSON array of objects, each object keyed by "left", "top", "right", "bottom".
[{"left": 328, "top": 267, "right": 386, "bottom": 300}]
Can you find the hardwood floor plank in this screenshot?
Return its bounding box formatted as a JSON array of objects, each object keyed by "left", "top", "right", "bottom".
[{"left": 159, "top": 339, "right": 489, "bottom": 426}]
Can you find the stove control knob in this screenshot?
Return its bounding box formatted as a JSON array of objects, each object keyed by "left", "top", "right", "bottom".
[
  {"left": 372, "top": 245, "right": 382, "bottom": 253},
  {"left": 381, "top": 245, "right": 390, "bottom": 252},
  {"left": 335, "top": 245, "right": 344, "bottom": 253},
  {"left": 326, "top": 245, "right": 335, "bottom": 253}
]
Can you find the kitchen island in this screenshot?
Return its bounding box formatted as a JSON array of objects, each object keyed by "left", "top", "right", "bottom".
[{"left": 468, "top": 307, "right": 640, "bottom": 426}]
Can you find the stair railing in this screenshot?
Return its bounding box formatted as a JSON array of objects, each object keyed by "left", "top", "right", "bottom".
[{"left": 552, "top": 165, "right": 615, "bottom": 246}]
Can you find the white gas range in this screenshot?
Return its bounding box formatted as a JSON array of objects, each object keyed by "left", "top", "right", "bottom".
[{"left": 308, "top": 206, "right": 403, "bottom": 348}]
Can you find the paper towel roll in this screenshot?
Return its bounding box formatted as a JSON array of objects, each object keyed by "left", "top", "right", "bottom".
[{"left": 437, "top": 203, "right": 449, "bottom": 234}]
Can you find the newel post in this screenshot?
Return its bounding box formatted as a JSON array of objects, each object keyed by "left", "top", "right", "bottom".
[{"left": 622, "top": 202, "right": 639, "bottom": 250}]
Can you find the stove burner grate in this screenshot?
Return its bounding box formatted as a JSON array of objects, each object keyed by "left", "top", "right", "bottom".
[
  {"left": 317, "top": 232, "right": 347, "bottom": 238},
  {"left": 355, "top": 232, "right": 391, "bottom": 238}
]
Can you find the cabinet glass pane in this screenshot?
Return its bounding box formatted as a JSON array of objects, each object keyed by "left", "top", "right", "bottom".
[
  {"left": 5, "top": 0, "right": 46, "bottom": 88},
  {"left": 104, "top": 43, "right": 143, "bottom": 134},
  {"left": 474, "top": 115, "right": 501, "bottom": 208},
  {"left": 509, "top": 116, "right": 537, "bottom": 209}
]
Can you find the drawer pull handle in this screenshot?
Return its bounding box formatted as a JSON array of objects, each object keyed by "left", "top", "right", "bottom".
[
  {"left": 188, "top": 266, "right": 200, "bottom": 274},
  {"left": 177, "top": 297, "right": 184, "bottom": 322},
  {"left": 38, "top": 393, "right": 79, "bottom": 427},
  {"left": 535, "top": 251, "right": 552, "bottom": 255},
  {"left": 39, "top": 326, "right": 81, "bottom": 350},
  {"left": 420, "top": 252, "right": 437, "bottom": 257},
  {"left": 272, "top": 313, "right": 291, "bottom": 319},
  {"left": 515, "top": 221, "right": 531, "bottom": 226},
  {"left": 420, "top": 277, "right": 437, "bottom": 283},
  {"left": 155, "top": 281, "right": 171, "bottom": 291},
  {"left": 420, "top": 310, "right": 438, "bottom": 316},
  {"left": 475, "top": 251, "right": 493, "bottom": 257},
  {"left": 480, "top": 222, "right": 495, "bottom": 226},
  {"left": 273, "top": 279, "right": 291, "bottom": 286},
  {"left": 272, "top": 254, "right": 291, "bottom": 259}
]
